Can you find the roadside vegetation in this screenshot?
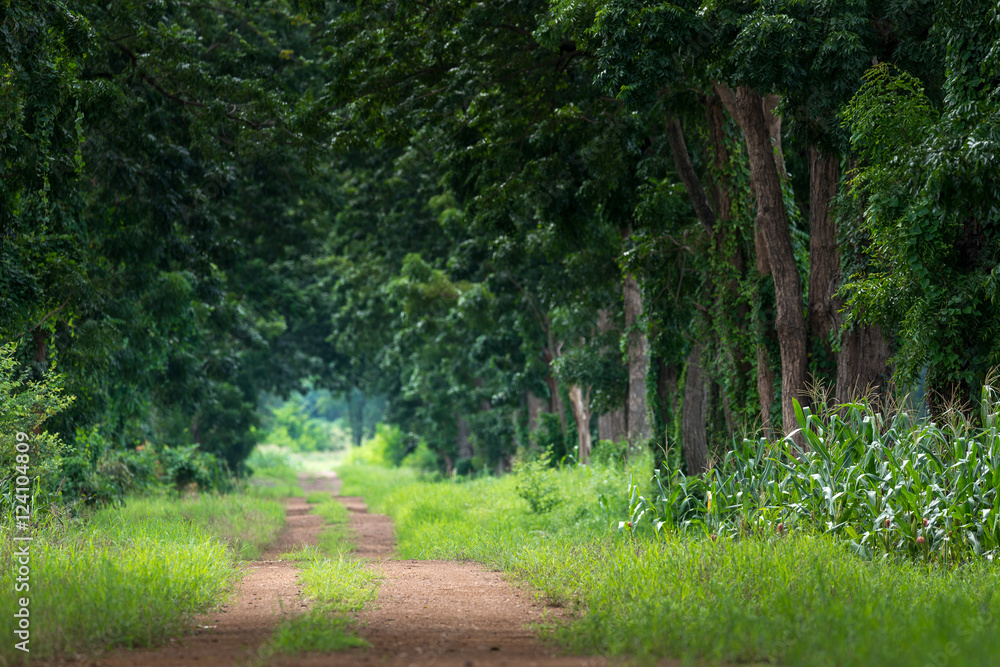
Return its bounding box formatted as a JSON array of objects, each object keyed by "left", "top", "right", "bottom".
[
  {"left": 338, "top": 393, "right": 1000, "bottom": 667},
  {"left": 0, "top": 493, "right": 285, "bottom": 664}
]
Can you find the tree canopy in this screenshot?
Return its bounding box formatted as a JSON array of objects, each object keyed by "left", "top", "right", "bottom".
[{"left": 3, "top": 0, "right": 998, "bottom": 499}]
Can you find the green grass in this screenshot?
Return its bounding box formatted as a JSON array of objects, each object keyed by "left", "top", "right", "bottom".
[
  {"left": 337, "top": 461, "right": 1000, "bottom": 667},
  {"left": 266, "top": 556, "right": 379, "bottom": 655},
  {"left": 98, "top": 493, "right": 286, "bottom": 559},
  {"left": 306, "top": 490, "right": 332, "bottom": 503},
  {"left": 246, "top": 446, "right": 305, "bottom": 497},
  {"left": 0, "top": 492, "right": 285, "bottom": 663},
  {"left": 297, "top": 556, "right": 380, "bottom": 611},
  {"left": 268, "top": 611, "right": 368, "bottom": 654},
  {"left": 310, "top": 496, "right": 355, "bottom": 555}
]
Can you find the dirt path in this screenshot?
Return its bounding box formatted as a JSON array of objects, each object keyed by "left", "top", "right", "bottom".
[
  {"left": 282, "top": 491, "right": 606, "bottom": 667},
  {"left": 76, "top": 472, "right": 609, "bottom": 667},
  {"left": 87, "top": 473, "right": 339, "bottom": 667}
]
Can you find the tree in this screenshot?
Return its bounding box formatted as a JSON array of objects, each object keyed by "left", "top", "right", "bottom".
[{"left": 841, "top": 2, "right": 1000, "bottom": 412}]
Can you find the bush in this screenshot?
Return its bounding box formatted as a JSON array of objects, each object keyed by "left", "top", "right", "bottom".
[
  {"left": 344, "top": 423, "right": 407, "bottom": 466},
  {"left": 513, "top": 448, "right": 562, "bottom": 514},
  {"left": 590, "top": 438, "right": 631, "bottom": 466},
  {"left": 58, "top": 442, "right": 233, "bottom": 507},
  {"left": 401, "top": 440, "right": 439, "bottom": 472},
  {"left": 0, "top": 343, "right": 74, "bottom": 517}
]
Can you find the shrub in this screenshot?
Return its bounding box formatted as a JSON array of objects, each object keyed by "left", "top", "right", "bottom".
[
  {"left": 344, "top": 423, "right": 407, "bottom": 466},
  {"left": 0, "top": 343, "right": 74, "bottom": 517},
  {"left": 513, "top": 448, "right": 562, "bottom": 514},
  {"left": 401, "top": 440, "right": 439, "bottom": 472}
]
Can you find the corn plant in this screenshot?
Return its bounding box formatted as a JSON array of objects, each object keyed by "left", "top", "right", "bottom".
[{"left": 624, "top": 385, "right": 1000, "bottom": 564}]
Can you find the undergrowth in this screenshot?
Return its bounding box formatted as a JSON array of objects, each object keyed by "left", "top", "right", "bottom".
[
  {"left": 338, "top": 453, "right": 1000, "bottom": 666},
  {"left": 626, "top": 393, "right": 1000, "bottom": 564}
]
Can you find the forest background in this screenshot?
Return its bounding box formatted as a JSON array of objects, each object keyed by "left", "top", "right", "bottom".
[{"left": 3, "top": 0, "right": 999, "bottom": 507}]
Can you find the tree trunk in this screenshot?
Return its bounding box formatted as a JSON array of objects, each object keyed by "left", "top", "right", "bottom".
[
  {"left": 836, "top": 325, "right": 891, "bottom": 404},
  {"left": 542, "top": 338, "right": 567, "bottom": 436},
  {"left": 682, "top": 344, "right": 710, "bottom": 474},
  {"left": 543, "top": 374, "right": 566, "bottom": 435},
  {"left": 734, "top": 86, "right": 808, "bottom": 444},
  {"left": 665, "top": 117, "right": 716, "bottom": 235},
  {"left": 596, "top": 308, "right": 627, "bottom": 443},
  {"left": 624, "top": 272, "right": 651, "bottom": 445},
  {"left": 33, "top": 328, "right": 47, "bottom": 366},
  {"left": 456, "top": 414, "right": 472, "bottom": 460},
  {"left": 756, "top": 344, "right": 776, "bottom": 438},
  {"left": 808, "top": 146, "right": 841, "bottom": 370},
  {"left": 762, "top": 94, "right": 788, "bottom": 182},
  {"left": 715, "top": 83, "right": 775, "bottom": 276},
  {"left": 348, "top": 388, "right": 365, "bottom": 447},
  {"left": 707, "top": 94, "right": 752, "bottom": 437},
  {"left": 598, "top": 409, "right": 627, "bottom": 444},
  {"left": 705, "top": 95, "right": 733, "bottom": 224},
  {"left": 526, "top": 391, "right": 547, "bottom": 435},
  {"left": 656, "top": 357, "right": 678, "bottom": 434},
  {"left": 567, "top": 384, "right": 592, "bottom": 464}
]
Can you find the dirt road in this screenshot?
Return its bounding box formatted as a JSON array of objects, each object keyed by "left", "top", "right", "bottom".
[{"left": 85, "top": 472, "right": 603, "bottom": 667}]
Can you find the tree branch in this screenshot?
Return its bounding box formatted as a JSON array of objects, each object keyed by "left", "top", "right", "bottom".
[{"left": 664, "top": 117, "right": 717, "bottom": 239}]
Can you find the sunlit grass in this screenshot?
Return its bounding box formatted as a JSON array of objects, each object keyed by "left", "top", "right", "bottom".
[
  {"left": 98, "top": 493, "right": 286, "bottom": 559},
  {"left": 268, "top": 611, "right": 368, "bottom": 654},
  {"left": 265, "top": 555, "right": 379, "bottom": 656},
  {"left": 246, "top": 446, "right": 305, "bottom": 498}
]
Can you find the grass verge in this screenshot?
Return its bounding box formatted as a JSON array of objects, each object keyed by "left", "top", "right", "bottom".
[
  {"left": 0, "top": 492, "right": 285, "bottom": 663},
  {"left": 337, "top": 461, "right": 1000, "bottom": 667}
]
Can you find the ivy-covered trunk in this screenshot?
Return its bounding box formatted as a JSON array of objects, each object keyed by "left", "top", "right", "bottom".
[
  {"left": 837, "top": 325, "right": 891, "bottom": 403},
  {"left": 808, "top": 146, "right": 841, "bottom": 376},
  {"left": 735, "top": 86, "right": 808, "bottom": 444}
]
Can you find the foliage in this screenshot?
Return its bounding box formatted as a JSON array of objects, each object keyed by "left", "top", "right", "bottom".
[
  {"left": 841, "top": 9, "right": 1000, "bottom": 404},
  {"left": 56, "top": 442, "right": 233, "bottom": 509},
  {"left": 257, "top": 394, "right": 340, "bottom": 452},
  {"left": 513, "top": 448, "right": 563, "bottom": 514},
  {"left": 343, "top": 424, "right": 409, "bottom": 468},
  {"left": 626, "top": 391, "right": 1000, "bottom": 564},
  {"left": 1, "top": 0, "right": 341, "bottom": 501},
  {"left": 0, "top": 343, "right": 74, "bottom": 511},
  {"left": 400, "top": 441, "right": 440, "bottom": 473}
]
